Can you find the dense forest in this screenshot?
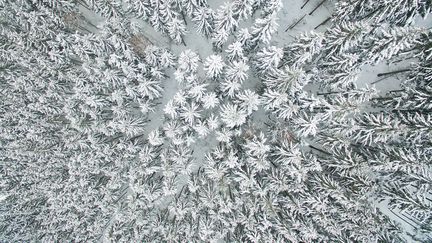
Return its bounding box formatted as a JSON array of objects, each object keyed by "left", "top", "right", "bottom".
[{"left": 1, "top": 0, "right": 431, "bottom": 242}]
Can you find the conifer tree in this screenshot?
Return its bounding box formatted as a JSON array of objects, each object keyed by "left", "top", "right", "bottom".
[{"left": 203, "top": 54, "right": 225, "bottom": 79}]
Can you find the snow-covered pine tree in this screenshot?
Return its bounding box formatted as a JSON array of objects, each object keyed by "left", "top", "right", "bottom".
[
  {"left": 365, "top": 25, "right": 424, "bottom": 64},
  {"left": 264, "top": 66, "right": 310, "bottom": 95},
  {"left": 316, "top": 52, "right": 361, "bottom": 90},
  {"left": 211, "top": 0, "right": 256, "bottom": 49},
  {"left": 253, "top": 46, "right": 283, "bottom": 76},
  {"left": 145, "top": 0, "right": 187, "bottom": 43},
  {"left": 220, "top": 103, "right": 247, "bottom": 128},
  {"left": 203, "top": 54, "right": 225, "bottom": 79},
  {"left": 86, "top": 0, "right": 124, "bottom": 18},
  {"left": 211, "top": 2, "right": 238, "bottom": 49},
  {"left": 335, "top": 0, "right": 432, "bottom": 26},
  {"left": 126, "top": 0, "right": 152, "bottom": 20},
  {"left": 322, "top": 21, "right": 371, "bottom": 59},
  {"left": 235, "top": 89, "right": 260, "bottom": 115},
  {"left": 218, "top": 50, "right": 249, "bottom": 99},
  {"left": 225, "top": 41, "right": 246, "bottom": 61},
  {"left": 192, "top": 6, "right": 215, "bottom": 37},
  {"left": 248, "top": 11, "right": 279, "bottom": 48},
  {"left": 280, "top": 31, "right": 324, "bottom": 67},
  {"left": 179, "top": 0, "right": 208, "bottom": 15}
]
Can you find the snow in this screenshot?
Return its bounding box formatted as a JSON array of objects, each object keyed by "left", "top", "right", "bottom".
[
  {"left": 356, "top": 62, "right": 407, "bottom": 93},
  {"left": 83, "top": 3, "right": 432, "bottom": 241},
  {"left": 87, "top": 1, "right": 337, "bottom": 220},
  {"left": 66, "top": 1, "right": 432, "bottom": 234},
  {"left": 3, "top": 0, "right": 432, "bottom": 242},
  {"left": 274, "top": 0, "right": 334, "bottom": 43}
]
